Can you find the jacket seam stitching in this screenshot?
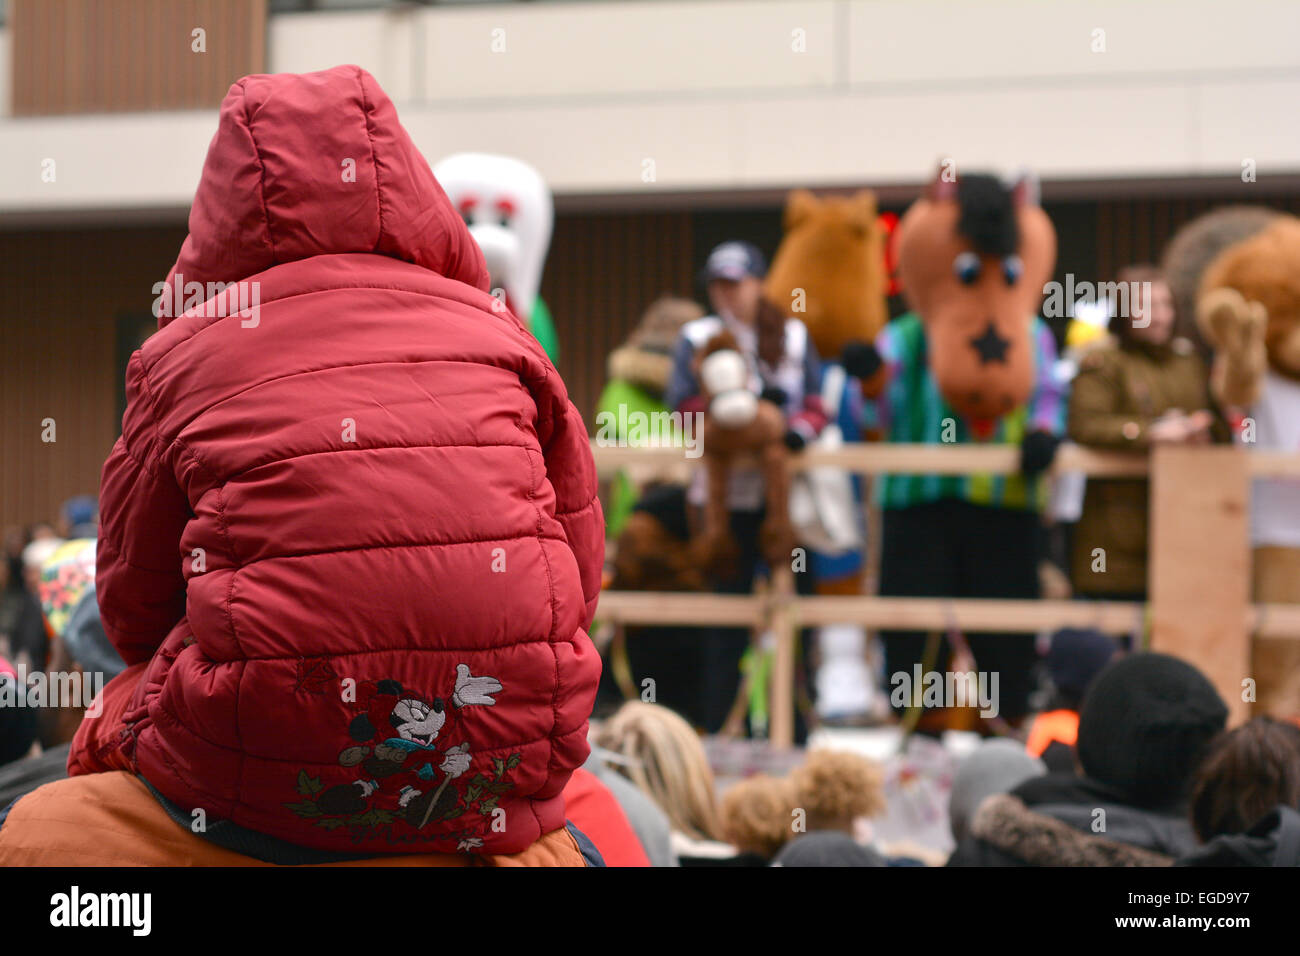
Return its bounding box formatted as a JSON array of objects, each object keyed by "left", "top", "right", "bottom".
[
  {"left": 239, "top": 81, "right": 277, "bottom": 261},
  {"left": 217, "top": 483, "right": 245, "bottom": 661},
  {"left": 215, "top": 530, "right": 571, "bottom": 571},
  {"left": 189, "top": 439, "right": 535, "bottom": 486},
  {"left": 186, "top": 361, "right": 531, "bottom": 430},
  {"left": 132, "top": 353, "right": 170, "bottom": 469},
  {"left": 168, "top": 635, "right": 584, "bottom": 663},
  {"left": 523, "top": 444, "right": 563, "bottom": 800},
  {"left": 145, "top": 278, "right": 527, "bottom": 369},
  {"left": 148, "top": 353, "right": 536, "bottom": 446},
  {"left": 356, "top": 69, "right": 385, "bottom": 250},
  {"left": 554, "top": 492, "right": 599, "bottom": 520}
]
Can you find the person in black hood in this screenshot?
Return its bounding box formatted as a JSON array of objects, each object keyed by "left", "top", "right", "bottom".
[
  {"left": 1178, "top": 717, "right": 1300, "bottom": 866},
  {"left": 948, "top": 652, "right": 1227, "bottom": 866}
]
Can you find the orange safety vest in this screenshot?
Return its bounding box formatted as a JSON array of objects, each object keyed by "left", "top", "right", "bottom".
[
  {"left": 0, "top": 772, "right": 585, "bottom": 867},
  {"left": 1025, "top": 709, "right": 1080, "bottom": 758}
]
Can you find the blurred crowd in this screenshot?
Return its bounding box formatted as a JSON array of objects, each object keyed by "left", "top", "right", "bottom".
[
  {"left": 0, "top": 497, "right": 124, "bottom": 775},
  {"left": 570, "top": 651, "right": 1300, "bottom": 867}
]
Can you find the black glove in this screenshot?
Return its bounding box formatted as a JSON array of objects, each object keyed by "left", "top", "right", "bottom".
[
  {"left": 840, "top": 340, "right": 883, "bottom": 380},
  {"left": 760, "top": 386, "right": 788, "bottom": 407},
  {"left": 1020, "top": 430, "right": 1060, "bottom": 477},
  {"left": 783, "top": 429, "right": 807, "bottom": 452}
]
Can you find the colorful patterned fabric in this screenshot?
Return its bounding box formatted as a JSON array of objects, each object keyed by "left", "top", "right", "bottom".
[
  {"left": 36, "top": 538, "right": 97, "bottom": 639},
  {"left": 868, "top": 312, "right": 1066, "bottom": 512}
]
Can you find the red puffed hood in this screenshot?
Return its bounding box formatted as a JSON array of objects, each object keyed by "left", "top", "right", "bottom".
[{"left": 161, "top": 64, "right": 488, "bottom": 327}]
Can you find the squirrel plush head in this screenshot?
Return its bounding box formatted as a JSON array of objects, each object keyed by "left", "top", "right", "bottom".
[
  {"left": 764, "top": 189, "right": 888, "bottom": 359},
  {"left": 1197, "top": 214, "right": 1300, "bottom": 383},
  {"left": 1162, "top": 205, "right": 1281, "bottom": 350},
  {"left": 895, "top": 167, "right": 1056, "bottom": 423}
]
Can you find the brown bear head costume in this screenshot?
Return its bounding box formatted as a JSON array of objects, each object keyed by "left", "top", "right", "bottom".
[{"left": 763, "top": 189, "right": 889, "bottom": 359}]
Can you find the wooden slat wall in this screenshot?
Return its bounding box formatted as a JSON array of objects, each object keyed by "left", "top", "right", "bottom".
[
  {"left": 11, "top": 0, "right": 266, "bottom": 116},
  {"left": 1095, "top": 193, "right": 1300, "bottom": 281},
  {"left": 542, "top": 210, "right": 696, "bottom": 423},
  {"left": 0, "top": 226, "right": 186, "bottom": 535}
]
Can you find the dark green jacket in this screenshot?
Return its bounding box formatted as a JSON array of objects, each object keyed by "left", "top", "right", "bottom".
[{"left": 1067, "top": 337, "right": 1225, "bottom": 596}]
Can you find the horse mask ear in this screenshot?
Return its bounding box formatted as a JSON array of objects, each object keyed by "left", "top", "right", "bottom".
[
  {"left": 849, "top": 189, "right": 878, "bottom": 226},
  {"left": 1009, "top": 169, "right": 1041, "bottom": 208},
  {"left": 784, "top": 189, "right": 820, "bottom": 232},
  {"left": 929, "top": 161, "right": 959, "bottom": 202}
]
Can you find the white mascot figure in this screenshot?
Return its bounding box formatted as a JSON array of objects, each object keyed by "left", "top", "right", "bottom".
[{"left": 431, "top": 152, "right": 560, "bottom": 364}]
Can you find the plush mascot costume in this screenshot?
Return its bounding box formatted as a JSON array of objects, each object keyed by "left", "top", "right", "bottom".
[
  {"left": 596, "top": 296, "right": 705, "bottom": 539},
  {"left": 844, "top": 167, "right": 1065, "bottom": 730},
  {"left": 692, "top": 330, "right": 797, "bottom": 576},
  {"left": 431, "top": 153, "right": 560, "bottom": 364},
  {"left": 762, "top": 189, "right": 890, "bottom": 721},
  {"left": 1164, "top": 207, "right": 1300, "bottom": 718}
]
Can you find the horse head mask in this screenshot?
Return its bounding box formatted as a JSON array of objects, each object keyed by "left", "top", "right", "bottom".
[{"left": 896, "top": 167, "right": 1056, "bottom": 423}]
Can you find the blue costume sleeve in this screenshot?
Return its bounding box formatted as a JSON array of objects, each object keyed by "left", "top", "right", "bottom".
[{"left": 664, "top": 333, "right": 700, "bottom": 412}]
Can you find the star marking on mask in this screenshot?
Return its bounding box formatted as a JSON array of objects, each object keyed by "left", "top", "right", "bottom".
[{"left": 970, "top": 320, "right": 1011, "bottom": 365}]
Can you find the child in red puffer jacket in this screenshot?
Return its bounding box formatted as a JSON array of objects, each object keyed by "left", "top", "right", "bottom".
[{"left": 56, "top": 65, "right": 602, "bottom": 860}]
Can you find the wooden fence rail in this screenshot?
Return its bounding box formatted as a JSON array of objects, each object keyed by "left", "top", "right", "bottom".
[{"left": 592, "top": 441, "right": 1300, "bottom": 744}]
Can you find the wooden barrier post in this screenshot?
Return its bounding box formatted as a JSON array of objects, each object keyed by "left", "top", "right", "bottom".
[
  {"left": 1149, "top": 445, "right": 1252, "bottom": 724},
  {"left": 768, "top": 565, "right": 797, "bottom": 749}
]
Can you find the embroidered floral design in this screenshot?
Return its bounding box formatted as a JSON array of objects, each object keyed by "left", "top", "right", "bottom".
[
  {"left": 293, "top": 656, "right": 338, "bottom": 696},
  {"left": 284, "top": 666, "right": 520, "bottom": 847}
]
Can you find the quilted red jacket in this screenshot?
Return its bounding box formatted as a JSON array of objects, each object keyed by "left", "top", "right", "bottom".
[{"left": 83, "top": 65, "right": 603, "bottom": 856}]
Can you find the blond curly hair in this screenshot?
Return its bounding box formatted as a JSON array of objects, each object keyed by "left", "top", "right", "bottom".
[
  {"left": 788, "top": 749, "right": 886, "bottom": 832},
  {"left": 720, "top": 774, "right": 797, "bottom": 859}
]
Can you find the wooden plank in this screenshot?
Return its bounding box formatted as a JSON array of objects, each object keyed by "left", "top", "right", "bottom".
[
  {"left": 789, "top": 596, "right": 1145, "bottom": 634},
  {"left": 1242, "top": 450, "right": 1300, "bottom": 478},
  {"left": 591, "top": 440, "right": 1300, "bottom": 478},
  {"left": 597, "top": 592, "right": 1145, "bottom": 634},
  {"left": 594, "top": 591, "right": 766, "bottom": 627},
  {"left": 595, "top": 590, "right": 1300, "bottom": 639},
  {"left": 1149, "top": 445, "right": 1252, "bottom": 724},
  {"left": 1253, "top": 604, "right": 1300, "bottom": 641},
  {"left": 592, "top": 441, "right": 1150, "bottom": 477}
]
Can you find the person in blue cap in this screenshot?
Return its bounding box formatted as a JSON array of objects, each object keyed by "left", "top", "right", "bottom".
[
  {"left": 654, "top": 241, "right": 826, "bottom": 733},
  {"left": 58, "top": 496, "right": 98, "bottom": 540}
]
